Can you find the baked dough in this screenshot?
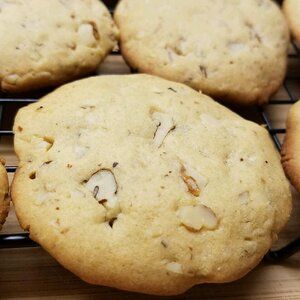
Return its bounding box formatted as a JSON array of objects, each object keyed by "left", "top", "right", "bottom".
[
  {"left": 282, "top": 101, "right": 300, "bottom": 191},
  {"left": 115, "top": 0, "right": 289, "bottom": 105},
  {"left": 283, "top": 0, "right": 300, "bottom": 43},
  {"left": 0, "top": 158, "right": 9, "bottom": 230},
  {"left": 12, "top": 75, "right": 291, "bottom": 295},
  {"left": 0, "top": 0, "right": 118, "bottom": 93}
]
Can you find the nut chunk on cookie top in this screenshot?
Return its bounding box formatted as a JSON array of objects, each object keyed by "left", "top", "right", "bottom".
[
  {"left": 0, "top": 158, "right": 9, "bottom": 230},
  {"left": 0, "top": 0, "right": 118, "bottom": 93},
  {"left": 115, "top": 0, "right": 289, "bottom": 105},
  {"left": 12, "top": 75, "right": 291, "bottom": 295}
]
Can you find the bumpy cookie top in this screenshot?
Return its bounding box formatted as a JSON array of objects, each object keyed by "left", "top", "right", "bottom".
[
  {"left": 12, "top": 75, "right": 291, "bottom": 295},
  {"left": 0, "top": 159, "right": 9, "bottom": 230},
  {"left": 115, "top": 0, "right": 289, "bottom": 105},
  {"left": 0, "top": 0, "right": 118, "bottom": 92}
]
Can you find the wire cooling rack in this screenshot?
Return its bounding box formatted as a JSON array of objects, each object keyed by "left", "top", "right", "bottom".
[{"left": 0, "top": 0, "right": 299, "bottom": 260}]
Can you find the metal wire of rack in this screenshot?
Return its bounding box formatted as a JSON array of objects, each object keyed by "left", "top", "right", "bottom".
[{"left": 0, "top": 0, "right": 299, "bottom": 260}]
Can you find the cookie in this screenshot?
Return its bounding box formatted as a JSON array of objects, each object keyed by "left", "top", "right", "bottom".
[
  {"left": 283, "top": 0, "right": 300, "bottom": 43},
  {"left": 282, "top": 101, "right": 300, "bottom": 191},
  {"left": 0, "top": 158, "right": 9, "bottom": 230},
  {"left": 115, "top": 0, "right": 289, "bottom": 105},
  {"left": 12, "top": 75, "right": 291, "bottom": 295},
  {"left": 0, "top": 0, "right": 118, "bottom": 93}
]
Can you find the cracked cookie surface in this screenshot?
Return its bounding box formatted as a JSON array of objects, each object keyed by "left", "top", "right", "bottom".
[
  {"left": 0, "top": 0, "right": 118, "bottom": 93},
  {"left": 12, "top": 74, "right": 291, "bottom": 295},
  {"left": 0, "top": 159, "right": 9, "bottom": 230},
  {"left": 115, "top": 0, "right": 289, "bottom": 105}
]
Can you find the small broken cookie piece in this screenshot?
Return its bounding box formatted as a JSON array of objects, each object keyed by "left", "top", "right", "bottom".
[
  {"left": 177, "top": 204, "right": 218, "bottom": 232},
  {"left": 152, "top": 111, "right": 175, "bottom": 148},
  {"left": 282, "top": 100, "right": 300, "bottom": 191},
  {"left": 0, "top": 160, "right": 9, "bottom": 231}
]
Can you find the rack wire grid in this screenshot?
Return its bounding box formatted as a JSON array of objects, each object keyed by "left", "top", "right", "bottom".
[{"left": 0, "top": 0, "right": 299, "bottom": 261}]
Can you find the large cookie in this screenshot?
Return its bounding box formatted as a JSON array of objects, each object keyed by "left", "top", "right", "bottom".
[
  {"left": 282, "top": 101, "right": 300, "bottom": 191},
  {"left": 0, "top": 159, "right": 9, "bottom": 230},
  {"left": 283, "top": 0, "right": 300, "bottom": 43},
  {"left": 12, "top": 75, "right": 291, "bottom": 295},
  {"left": 0, "top": 0, "right": 118, "bottom": 93},
  {"left": 115, "top": 0, "right": 289, "bottom": 105}
]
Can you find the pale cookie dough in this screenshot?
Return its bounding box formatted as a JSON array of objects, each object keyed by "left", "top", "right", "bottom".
[
  {"left": 12, "top": 75, "right": 291, "bottom": 295},
  {"left": 283, "top": 0, "right": 300, "bottom": 43},
  {"left": 282, "top": 100, "right": 300, "bottom": 191},
  {"left": 0, "top": 0, "right": 118, "bottom": 93},
  {"left": 115, "top": 0, "right": 289, "bottom": 105},
  {"left": 0, "top": 158, "right": 9, "bottom": 230}
]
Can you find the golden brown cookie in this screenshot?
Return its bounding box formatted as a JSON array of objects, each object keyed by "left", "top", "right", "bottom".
[
  {"left": 0, "top": 0, "right": 118, "bottom": 93},
  {"left": 282, "top": 100, "right": 300, "bottom": 191},
  {"left": 12, "top": 75, "right": 291, "bottom": 295},
  {"left": 115, "top": 0, "right": 289, "bottom": 105}
]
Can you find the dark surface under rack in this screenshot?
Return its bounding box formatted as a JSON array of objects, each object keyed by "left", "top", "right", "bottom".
[{"left": 0, "top": 0, "right": 299, "bottom": 261}]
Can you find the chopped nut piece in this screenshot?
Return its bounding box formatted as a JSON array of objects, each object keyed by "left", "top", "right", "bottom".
[
  {"left": 86, "top": 21, "right": 100, "bottom": 40},
  {"left": 178, "top": 204, "right": 218, "bottom": 231},
  {"left": 152, "top": 112, "right": 175, "bottom": 148},
  {"left": 239, "top": 191, "right": 249, "bottom": 205},
  {"left": 85, "top": 169, "right": 118, "bottom": 210},
  {"left": 85, "top": 169, "right": 120, "bottom": 223},
  {"left": 5, "top": 74, "right": 20, "bottom": 85},
  {"left": 31, "top": 136, "right": 54, "bottom": 152},
  {"left": 180, "top": 164, "right": 207, "bottom": 197},
  {"left": 166, "top": 262, "right": 183, "bottom": 274},
  {"left": 78, "top": 23, "right": 97, "bottom": 47},
  {"left": 180, "top": 167, "right": 200, "bottom": 196}
]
